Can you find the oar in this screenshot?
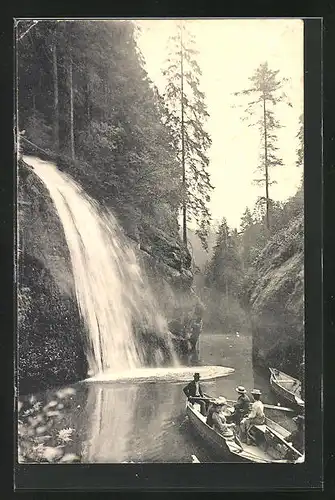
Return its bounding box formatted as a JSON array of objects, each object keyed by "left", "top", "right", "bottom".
[
  {"left": 263, "top": 403, "right": 295, "bottom": 413},
  {"left": 190, "top": 395, "right": 212, "bottom": 402},
  {"left": 225, "top": 399, "right": 295, "bottom": 414},
  {"left": 191, "top": 397, "right": 295, "bottom": 413}
]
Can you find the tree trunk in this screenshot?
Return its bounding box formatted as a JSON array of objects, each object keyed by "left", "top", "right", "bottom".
[
  {"left": 68, "top": 58, "right": 75, "bottom": 160},
  {"left": 180, "top": 24, "right": 187, "bottom": 246},
  {"left": 263, "top": 96, "right": 270, "bottom": 230},
  {"left": 52, "top": 39, "right": 59, "bottom": 154}
]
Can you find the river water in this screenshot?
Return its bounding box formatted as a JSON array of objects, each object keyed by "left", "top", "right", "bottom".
[{"left": 19, "top": 332, "right": 294, "bottom": 463}]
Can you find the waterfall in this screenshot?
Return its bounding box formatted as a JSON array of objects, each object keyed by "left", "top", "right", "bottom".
[{"left": 22, "top": 156, "right": 176, "bottom": 375}]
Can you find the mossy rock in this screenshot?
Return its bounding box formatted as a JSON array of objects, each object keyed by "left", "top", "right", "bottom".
[{"left": 18, "top": 254, "right": 88, "bottom": 395}]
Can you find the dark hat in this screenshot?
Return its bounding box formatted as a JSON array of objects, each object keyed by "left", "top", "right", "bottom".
[
  {"left": 194, "top": 372, "right": 200, "bottom": 378},
  {"left": 251, "top": 389, "right": 262, "bottom": 395},
  {"left": 236, "top": 386, "right": 247, "bottom": 394}
]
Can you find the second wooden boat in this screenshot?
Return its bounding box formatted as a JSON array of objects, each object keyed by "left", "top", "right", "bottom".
[{"left": 269, "top": 367, "right": 304, "bottom": 410}]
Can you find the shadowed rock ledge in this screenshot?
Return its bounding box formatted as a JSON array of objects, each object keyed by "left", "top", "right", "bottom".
[{"left": 247, "top": 214, "right": 304, "bottom": 378}]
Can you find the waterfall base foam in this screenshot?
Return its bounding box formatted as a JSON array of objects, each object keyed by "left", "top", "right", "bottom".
[{"left": 85, "top": 365, "right": 234, "bottom": 384}]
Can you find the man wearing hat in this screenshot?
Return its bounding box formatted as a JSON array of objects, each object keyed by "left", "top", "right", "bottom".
[
  {"left": 240, "top": 389, "right": 265, "bottom": 444},
  {"left": 285, "top": 415, "right": 304, "bottom": 453},
  {"left": 183, "top": 373, "right": 208, "bottom": 416},
  {"left": 229, "top": 386, "right": 251, "bottom": 425}
]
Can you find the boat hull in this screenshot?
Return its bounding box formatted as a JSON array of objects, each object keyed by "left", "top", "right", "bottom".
[
  {"left": 185, "top": 403, "right": 284, "bottom": 463},
  {"left": 186, "top": 401, "right": 302, "bottom": 463},
  {"left": 186, "top": 403, "right": 245, "bottom": 462},
  {"left": 269, "top": 368, "right": 304, "bottom": 411}
]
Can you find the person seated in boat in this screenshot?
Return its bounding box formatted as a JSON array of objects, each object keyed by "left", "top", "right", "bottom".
[
  {"left": 240, "top": 389, "right": 265, "bottom": 445},
  {"left": 206, "top": 397, "right": 236, "bottom": 438},
  {"left": 205, "top": 400, "right": 216, "bottom": 427},
  {"left": 229, "top": 386, "right": 251, "bottom": 425},
  {"left": 183, "top": 373, "right": 208, "bottom": 416},
  {"left": 285, "top": 415, "right": 304, "bottom": 454}
]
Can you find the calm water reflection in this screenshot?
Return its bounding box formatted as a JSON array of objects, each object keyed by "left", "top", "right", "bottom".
[
  {"left": 20, "top": 332, "right": 289, "bottom": 463},
  {"left": 82, "top": 382, "right": 197, "bottom": 462},
  {"left": 77, "top": 332, "right": 280, "bottom": 462}
]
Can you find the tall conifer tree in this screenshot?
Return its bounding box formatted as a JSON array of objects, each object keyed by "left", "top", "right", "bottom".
[{"left": 163, "top": 21, "right": 213, "bottom": 249}]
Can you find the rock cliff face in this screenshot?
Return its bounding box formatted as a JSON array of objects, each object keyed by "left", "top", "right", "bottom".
[
  {"left": 248, "top": 214, "right": 304, "bottom": 377},
  {"left": 17, "top": 158, "right": 195, "bottom": 394},
  {"left": 17, "top": 160, "right": 87, "bottom": 394}
]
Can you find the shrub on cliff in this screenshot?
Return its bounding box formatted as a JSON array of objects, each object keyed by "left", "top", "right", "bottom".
[{"left": 18, "top": 387, "right": 81, "bottom": 463}]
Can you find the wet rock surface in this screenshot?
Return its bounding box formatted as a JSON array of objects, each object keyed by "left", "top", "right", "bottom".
[{"left": 248, "top": 215, "right": 304, "bottom": 377}]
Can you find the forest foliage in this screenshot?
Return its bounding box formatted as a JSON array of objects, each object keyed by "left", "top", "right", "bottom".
[
  {"left": 17, "top": 20, "right": 186, "bottom": 240},
  {"left": 200, "top": 89, "right": 303, "bottom": 334},
  {"left": 18, "top": 387, "right": 82, "bottom": 464},
  {"left": 200, "top": 183, "right": 303, "bottom": 333}
]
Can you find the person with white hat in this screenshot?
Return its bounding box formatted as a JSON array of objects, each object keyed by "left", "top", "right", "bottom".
[
  {"left": 206, "top": 397, "right": 236, "bottom": 438},
  {"left": 240, "top": 389, "right": 265, "bottom": 444},
  {"left": 229, "top": 386, "right": 251, "bottom": 425}
]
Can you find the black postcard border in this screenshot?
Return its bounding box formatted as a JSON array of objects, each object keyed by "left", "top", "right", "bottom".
[{"left": 1, "top": 13, "right": 325, "bottom": 492}]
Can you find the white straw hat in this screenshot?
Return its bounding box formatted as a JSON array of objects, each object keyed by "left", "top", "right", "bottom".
[
  {"left": 211, "top": 396, "right": 227, "bottom": 406},
  {"left": 236, "top": 386, "right": 247, "bottom": 394}
]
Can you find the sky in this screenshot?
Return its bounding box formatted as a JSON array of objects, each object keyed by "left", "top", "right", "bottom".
[{"left": 136, "top": 19, "right": 304, "bottom": 230}]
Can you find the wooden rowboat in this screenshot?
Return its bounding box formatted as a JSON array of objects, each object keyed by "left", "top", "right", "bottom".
[
  {"left": 269, "top": 368, "right": 304, "bottom": 410},
  {"left": 186, "top": 400, "right": 302, "bottom": 463}
]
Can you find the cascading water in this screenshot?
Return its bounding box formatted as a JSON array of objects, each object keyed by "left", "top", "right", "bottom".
[{"left": 22, "top": 155, "right": 178, "bottom": 376}]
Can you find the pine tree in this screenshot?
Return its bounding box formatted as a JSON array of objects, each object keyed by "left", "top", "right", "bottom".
[
  {"left": 239, "top": 203, "right": 268, "bottom": 270},
  {"left": 240, "top": 207, "right": 254, "bottom": 232},
  {"left": 234, "top": 62, "right": 292, "bottom": 231},
  {"left": 205, "top": 218, "right": 229, "bottom": 288},
  {"left": 162, "top": 21, "right": 213, "bottom": 249},
  {"left": 205, "top": 218, "right": 242, "bottom": 298}
]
